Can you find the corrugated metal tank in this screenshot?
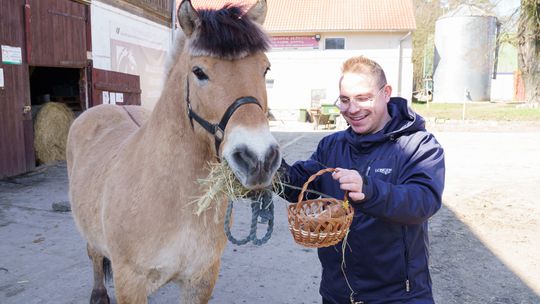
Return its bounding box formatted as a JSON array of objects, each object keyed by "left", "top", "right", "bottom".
[{"left": 433, "top": 5, "right": 498, "bottom": 102}]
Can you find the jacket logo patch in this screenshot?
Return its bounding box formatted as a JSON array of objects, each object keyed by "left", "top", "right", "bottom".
[{"left": 374, "top": 168, "right": 392, "bottom": 175}]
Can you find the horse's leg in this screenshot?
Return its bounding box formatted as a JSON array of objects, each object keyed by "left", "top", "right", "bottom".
[
  {"left": 180, "top": 260, "right": 221, "bottom": 304},
  {"left": 113, "top": 263, "right": 148, "bottom": 304},
  {"left": 87, "top": 244, "right": 110, "bottom": 304}
]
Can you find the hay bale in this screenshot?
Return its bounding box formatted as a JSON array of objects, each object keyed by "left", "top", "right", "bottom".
[{"left": 34, "top": 102, "right": 75, "bottom": 164}]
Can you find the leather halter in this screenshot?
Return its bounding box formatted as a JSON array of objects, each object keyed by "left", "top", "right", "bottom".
[{"left": 185, "top": 79, "right": 262, "bottom": 159}]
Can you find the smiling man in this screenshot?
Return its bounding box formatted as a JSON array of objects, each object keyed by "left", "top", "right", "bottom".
[
  {"left": 281, "top": 56, "right": 446, "bottom": 303},
  {"left": 337, "top": 57, "right": 391, "bottom": 136}
]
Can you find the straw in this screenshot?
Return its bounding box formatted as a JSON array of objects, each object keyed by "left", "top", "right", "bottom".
[{"left": 193, "top": 161, "right": 283, "bottom": 222}]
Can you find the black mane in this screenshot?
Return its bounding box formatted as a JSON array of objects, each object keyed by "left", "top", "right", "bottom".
[{"left": 192, "top": 4, "right": 270, "bottom": 59}]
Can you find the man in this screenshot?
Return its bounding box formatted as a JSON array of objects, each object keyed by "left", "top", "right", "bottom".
[{"left": 281, "top": 56, "right": 445, "bottom": 303}]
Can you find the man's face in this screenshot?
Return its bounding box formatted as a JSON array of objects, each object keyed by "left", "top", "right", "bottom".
[{"left": 338, "top": 72, "right": 391, "bottom": 135}]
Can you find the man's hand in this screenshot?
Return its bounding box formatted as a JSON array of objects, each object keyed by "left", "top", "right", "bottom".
[{"left": 332, "top": 168, "right": 366, "bottom": 202}]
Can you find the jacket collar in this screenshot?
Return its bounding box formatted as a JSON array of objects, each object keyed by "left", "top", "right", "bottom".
[{"left": 344, "top": 97, "right": 425, "bottom": 152}]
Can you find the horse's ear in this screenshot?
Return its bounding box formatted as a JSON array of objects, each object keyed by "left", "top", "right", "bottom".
[
  {"left": 245, "top": 0, "right": 267, "bottom": 25},
  {"left": 178, "top": 0, "right": 199, "bottom": 37}
]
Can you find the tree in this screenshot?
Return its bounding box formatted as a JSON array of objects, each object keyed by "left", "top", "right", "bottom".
[
  {"left": 517, "top": 0, "right": 540, "bottom": 104},
  {"left": 412, "top": 0, "right": 442, "bottom": 93}
]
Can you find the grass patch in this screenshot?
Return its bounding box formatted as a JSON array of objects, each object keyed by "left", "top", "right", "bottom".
[{"left": 411, "top": 102, "right": 540, "bottom": 121}]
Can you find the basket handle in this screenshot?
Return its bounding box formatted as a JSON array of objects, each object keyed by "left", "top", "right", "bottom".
[{"left": 297, "top": 168, "right": 347, "bottom": 204}]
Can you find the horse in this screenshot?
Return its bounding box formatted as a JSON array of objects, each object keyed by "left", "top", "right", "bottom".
[{"left": 66, "top": 0, "right": 280, "bottom": 303}]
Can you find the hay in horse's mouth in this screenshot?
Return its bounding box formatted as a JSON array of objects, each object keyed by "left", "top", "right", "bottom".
[{"left": 193, "top": 161, "right": 283, "bottom": 219}]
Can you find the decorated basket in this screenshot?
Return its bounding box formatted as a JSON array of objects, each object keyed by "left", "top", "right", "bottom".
[{"left": 287, "top": 168, "right": 354, "bottom": 248}]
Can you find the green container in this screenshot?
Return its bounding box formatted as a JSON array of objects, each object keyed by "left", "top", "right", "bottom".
[
  {"left": 298, "top": 108, "right": 308, "bottom": 122},
  {"left": 321, "top": 104, "right": 340, "bottom": 115}
]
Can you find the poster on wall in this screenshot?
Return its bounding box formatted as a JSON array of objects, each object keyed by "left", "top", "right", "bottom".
[
  {"left": 109, "top": 23, "right": 167, "bottom": 106},
  {"left": 111, "top": 39, "right": 167, "bottom": 105},
  {"left": 102, "top": 91, "right": 110, "bottom": 104},
  {"left": 0, "top": 68, "right": 4, "bottom": 88},
  {"left": 109, "top": 92, "right": 117, "bottom": 104},
  {"left": 111, "top": 39, "right": 166, "bottom": 104},
  {"left": 116, "top": 93, "right": 124, "bottom": 104}
]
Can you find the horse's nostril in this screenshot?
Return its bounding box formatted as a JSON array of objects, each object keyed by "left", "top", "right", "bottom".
[
  {"left": 264, "top": 144, "right": 280, "bottom": 172},
  {"left": 232, "top": 145, "right": 258, "bottom": 173}
]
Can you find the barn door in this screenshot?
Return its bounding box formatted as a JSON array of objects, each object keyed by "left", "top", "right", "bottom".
[
  {"left": 0, "top": 0, "right": 34, "bottom": 178},
  {"left": 25, "top": 0, "right": 88, "bottom": 68},
  {"left": 90, "top": 68, "right": 141, "bottom": 107}
]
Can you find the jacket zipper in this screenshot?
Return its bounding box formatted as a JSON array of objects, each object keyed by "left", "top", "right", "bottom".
[
  {"left": 363, "top": 159, "right": 374, "bottom": 177},
  {"left": 402, "top": 225, "right": 410, "bottom": 293},
  {"left": 364, "top": 158, "right": 410, "bottom": 293}
]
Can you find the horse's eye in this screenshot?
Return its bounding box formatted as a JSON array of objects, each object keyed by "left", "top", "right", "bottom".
[
  {"left": 264, "top": 67, "right": 270, "bottom": 76},
  {"left": 192, "top": 67, "right": 208, "bottom": 81}
]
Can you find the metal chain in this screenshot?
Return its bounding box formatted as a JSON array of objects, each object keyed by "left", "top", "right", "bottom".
[{"left": 224, "top": 190, "right": 274, "bottom": 246}]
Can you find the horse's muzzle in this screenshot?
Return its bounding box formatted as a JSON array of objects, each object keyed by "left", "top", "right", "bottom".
[{"left": 231, "top": 143, "right": 280, "bottom": 189}]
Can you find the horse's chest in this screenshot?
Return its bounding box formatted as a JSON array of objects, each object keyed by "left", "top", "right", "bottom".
[{"left": 151, "top": 228, "right": 226, "bottom": 281}]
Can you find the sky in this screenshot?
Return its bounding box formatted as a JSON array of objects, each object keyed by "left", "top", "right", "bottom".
[{"left": 492, "top": 0, "right": 520, "bottom": 16}]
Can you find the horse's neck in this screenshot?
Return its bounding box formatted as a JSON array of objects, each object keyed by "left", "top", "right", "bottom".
[{"left": 142, "top": 77, "right": 213, "bottom": 171}]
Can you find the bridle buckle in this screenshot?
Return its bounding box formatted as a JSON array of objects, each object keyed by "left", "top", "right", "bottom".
[{"left": 214, "top": 126, "right": 224, "bottom": 141}]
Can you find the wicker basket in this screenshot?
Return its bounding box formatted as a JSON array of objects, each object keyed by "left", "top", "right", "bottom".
[{"left": 287, "top": 168, "right": 354, "bottom": 248}]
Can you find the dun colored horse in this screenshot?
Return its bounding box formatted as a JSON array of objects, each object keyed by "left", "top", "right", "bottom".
[{"left": 66, "top": 0, "right": 280, "bottom": 303}]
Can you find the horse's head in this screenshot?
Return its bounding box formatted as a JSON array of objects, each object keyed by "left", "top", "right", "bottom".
[{"left": 176, "top": 0, "right": 280, "bottom": 190}]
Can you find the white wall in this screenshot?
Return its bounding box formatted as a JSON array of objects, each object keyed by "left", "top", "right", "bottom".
[
  {"left": 491, "top": 73, "right": 514, "bottom": 101},
  {"left": 266, "top": 31, "right": 413, "bottom": 120},
  {"left": 91, "top": 1, "right": 171, "bottom": 109}
]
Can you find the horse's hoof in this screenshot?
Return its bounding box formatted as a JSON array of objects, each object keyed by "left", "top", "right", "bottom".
[{"left": 90, "top": 288, "right": 110, "bottom": 304}]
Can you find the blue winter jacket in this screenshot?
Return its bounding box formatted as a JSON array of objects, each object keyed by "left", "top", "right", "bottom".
[{"left": 282, "top": 98, "right": 445, "bottom": 303}]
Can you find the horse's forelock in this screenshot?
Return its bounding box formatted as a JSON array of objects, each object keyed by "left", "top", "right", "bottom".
[{"left": 190, "top": 4, "right": 270, "bottom": 60}]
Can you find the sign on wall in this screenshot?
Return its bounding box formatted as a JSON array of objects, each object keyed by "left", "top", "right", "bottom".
[
  {"left": 0, "top": 68, "right": 4, "bottom": 88},
  {"left": 101, "top": 91, "right": 126, "bottom": 105},
  {"left": 270, "top": 36, "right": 319, "bottom": 49},
  {"left": 1, "top": 45, "right": 23, "bottom": 65}
]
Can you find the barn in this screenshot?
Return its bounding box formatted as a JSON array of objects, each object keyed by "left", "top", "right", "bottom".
[
  {"left": 0, "top": 0, "right": 174, "bottom": 178},
  {"left": 1, "top": 0, "right": 415, "bottom": 177}
]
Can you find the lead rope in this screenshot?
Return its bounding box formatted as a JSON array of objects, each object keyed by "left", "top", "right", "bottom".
[
  {"left": 223, "top": 184, "right": 336, "bottom": 246},
  {"left": 223, "top": 190, "right": 274, "bottom": 246},
  {"left": 340, "top": 230, "right": 364, "bottom": 304}
]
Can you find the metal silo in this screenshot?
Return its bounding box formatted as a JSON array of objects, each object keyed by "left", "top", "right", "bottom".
[{"left": 433, "top": 5, "right": 498, "bottom": 102}]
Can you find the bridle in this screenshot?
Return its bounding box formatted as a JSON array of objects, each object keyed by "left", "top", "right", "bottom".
[{"left": 185, "top": 79, "right": 262, "bottom": 159}]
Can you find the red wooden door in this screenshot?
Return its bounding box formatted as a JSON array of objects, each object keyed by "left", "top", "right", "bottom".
[
  {"left": 0, "top": 0, "right": 34, "bottom": 178},
  {"left": 90, "top": 68, "right": 141, "bottom": 107},
  {"left": 26, "top": 0, "right": 88, "bottom": 68}
]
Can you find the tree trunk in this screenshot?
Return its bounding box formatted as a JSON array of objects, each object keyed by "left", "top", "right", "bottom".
[{"left": 517, "top": 0, "right": 540, "bottom": 104}]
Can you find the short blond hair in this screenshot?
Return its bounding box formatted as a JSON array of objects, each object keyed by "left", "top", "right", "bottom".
[{"left": 341, "top": 56, "right": 387, "bottom": 87}]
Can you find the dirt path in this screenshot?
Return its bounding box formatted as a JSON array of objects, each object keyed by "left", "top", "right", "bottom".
[
  {"left": 430, "top": 131, "right": 540, "bottom": 303},
  {"left": 0, "top": 124, "right": 539, "bottom": 303}
]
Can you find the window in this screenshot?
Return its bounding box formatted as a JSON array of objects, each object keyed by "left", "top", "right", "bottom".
[{"left": 325, "top": 38, "right": 345, "bottom": 50}]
